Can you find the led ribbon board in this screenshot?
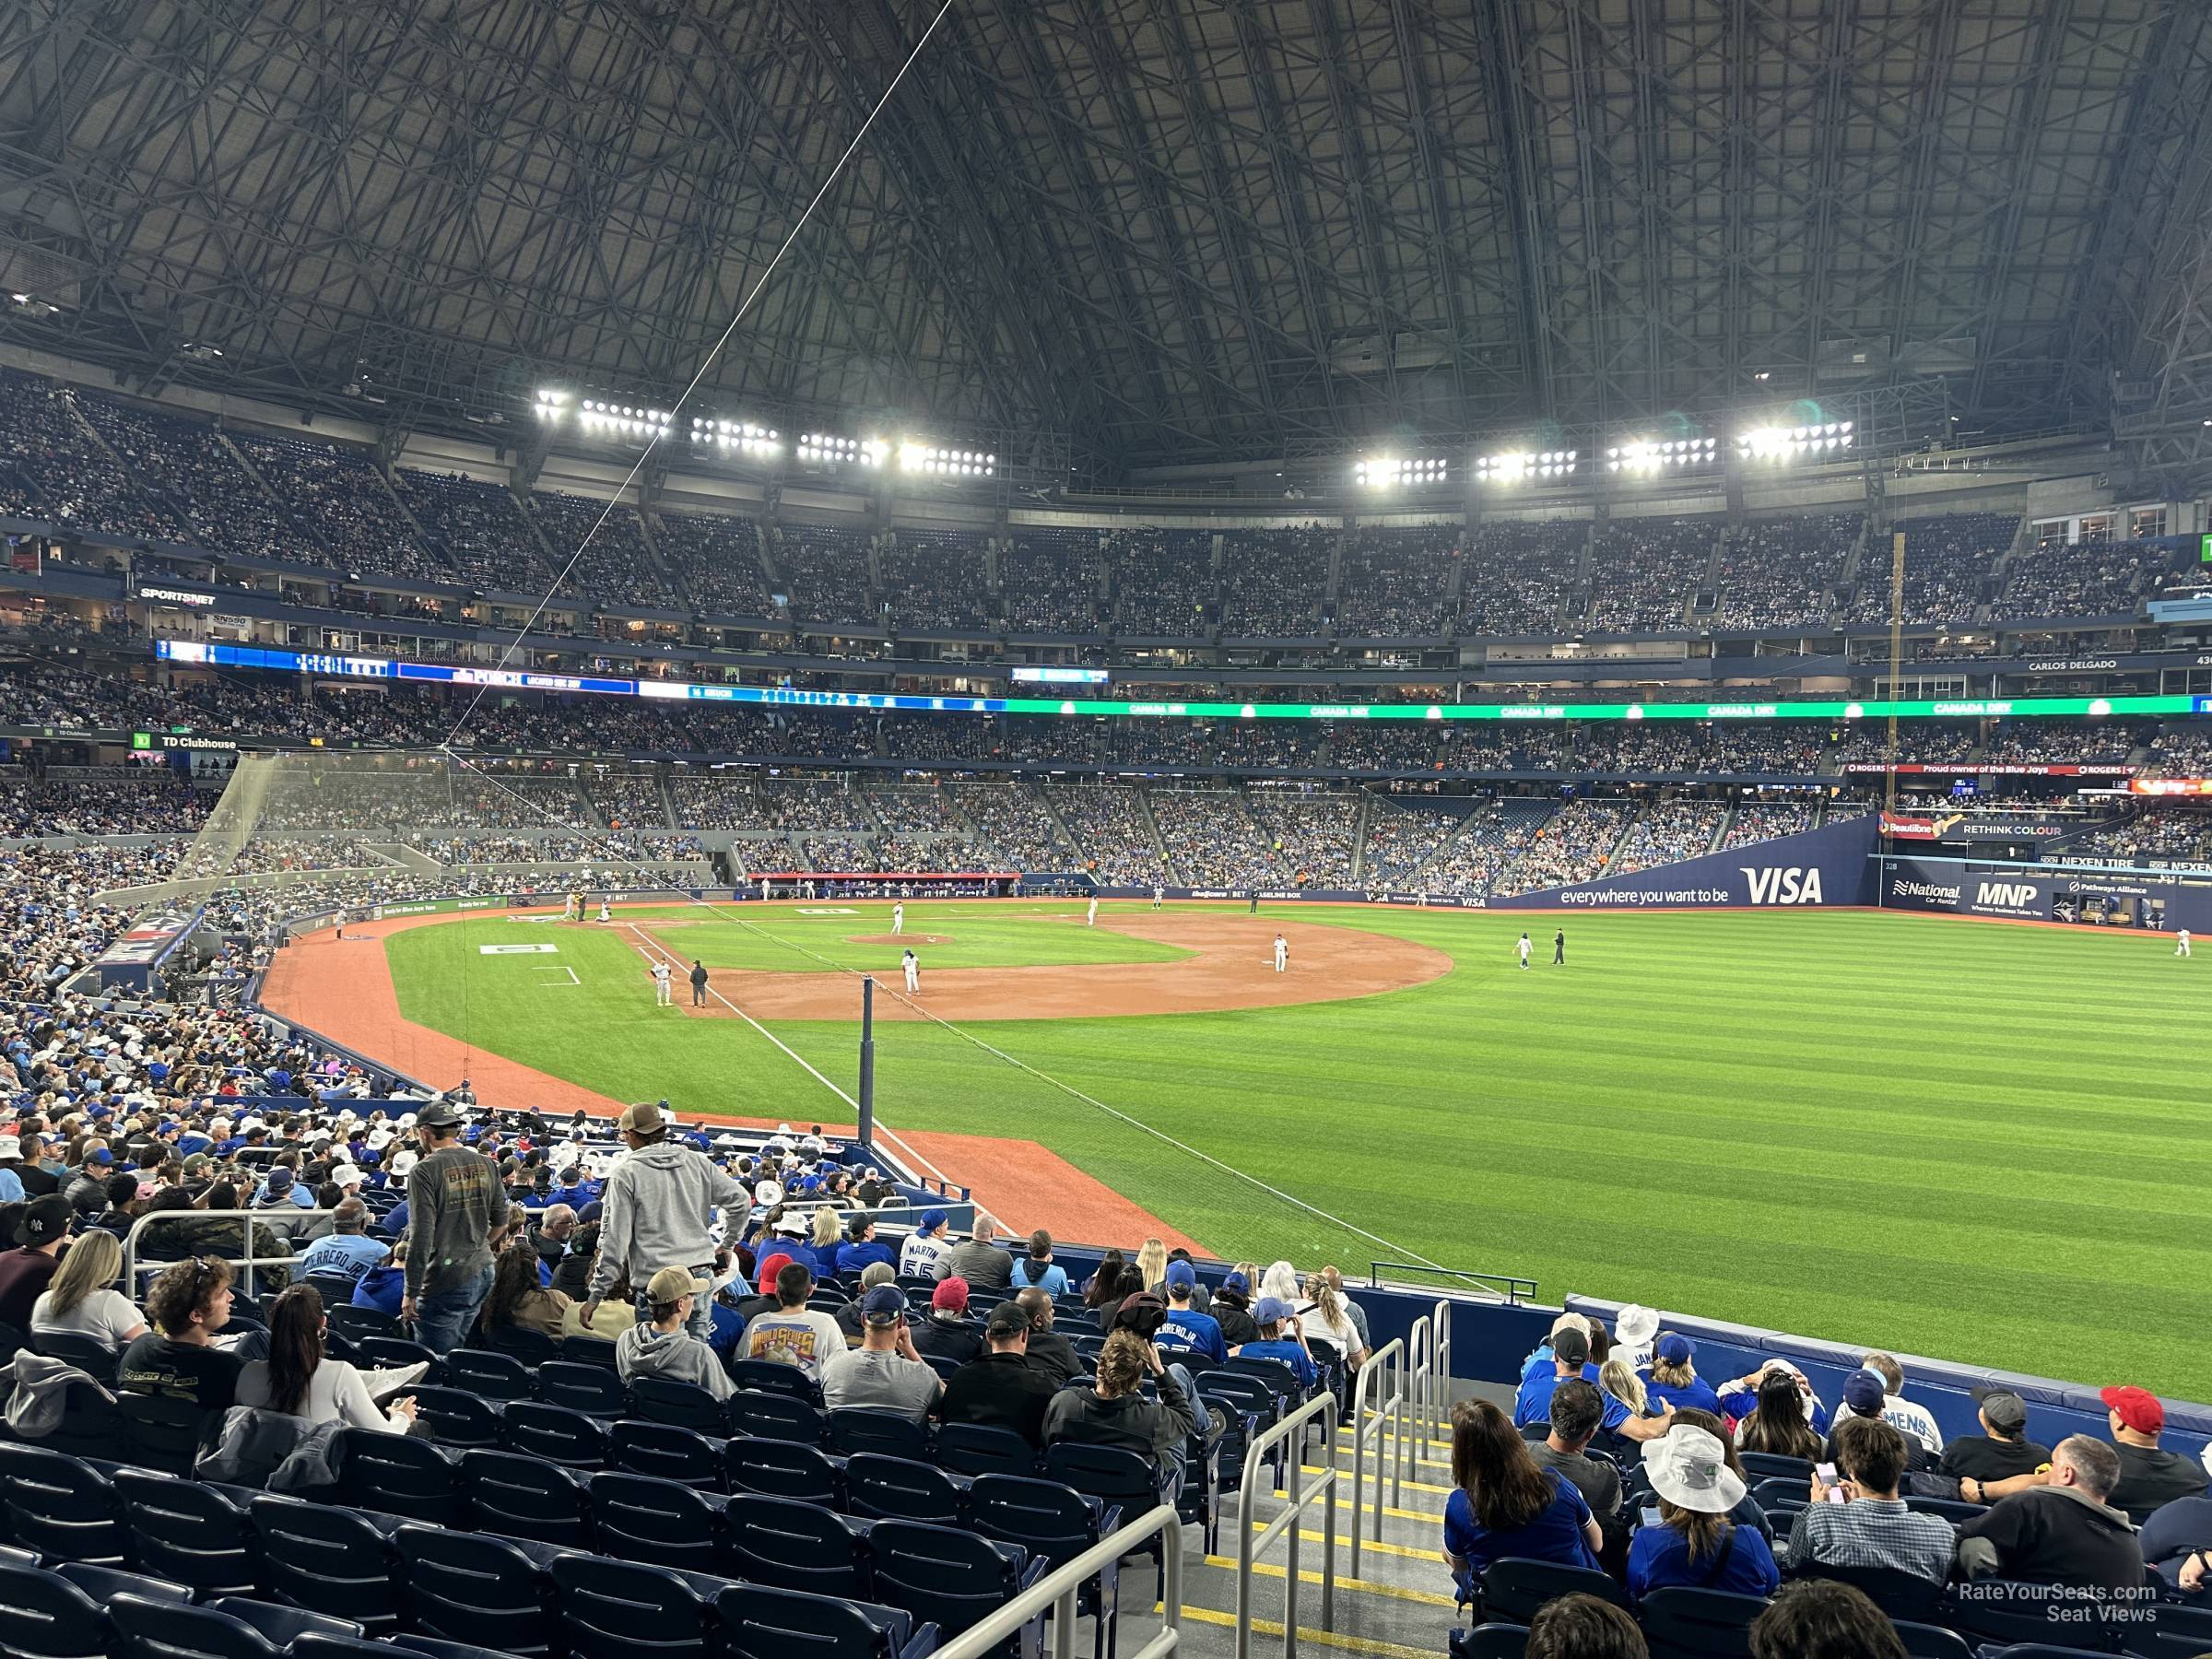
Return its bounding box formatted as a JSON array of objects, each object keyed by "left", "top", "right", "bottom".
[{"left": 154, "top": 641, "right": 2206, "bottom": 722}]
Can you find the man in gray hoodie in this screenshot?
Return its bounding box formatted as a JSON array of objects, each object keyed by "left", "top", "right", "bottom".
[
  {"left": 615, "top": 1266, "right": 735, "bottom": 1400},
  {"left": 582, "top": 1100, "right": 747, "bottom": 1340}
]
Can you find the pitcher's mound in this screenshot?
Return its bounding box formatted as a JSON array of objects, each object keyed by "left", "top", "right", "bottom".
[{"left": 847, "top": 933, "right": 953, "bottom": 946}]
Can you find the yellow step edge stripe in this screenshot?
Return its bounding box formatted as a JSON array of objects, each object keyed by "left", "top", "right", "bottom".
[
  {"left": 1197, "top": 1556, "right": 1457, "bottom": 1609},
  {"left": 1298, "top": 1463, "right": 1455, "bottom": 1496},
  {"left": 1255, "top": 1491, "right": 1445, "bottom": 1524},
  {"left": 1166, "top": 1604, "right": 1445, "bottom": 1659},
  {"left": 1335, "top": 1424, "right": 1453, "bottom": 1451},
  {"left": 1251, "top": 1521, "right": 1442, "bottom": 1565}
]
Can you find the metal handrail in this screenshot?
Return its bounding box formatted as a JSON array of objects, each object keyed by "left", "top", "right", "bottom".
[
  {"left": 1432, "top": 1297, "right": 1453, "bottom": 1437},
  {"left": 121, "top": 1206, "right": 335, "bottom": 1300},
  {"left": 1347, "top": 1339, "right": 1410, "bottom": 1580},
  {"left": 1406, "top": 1314, "right": 1434, "bottom": 1442},
  {"left": 1366, "top": 1260, "right": 1537, "bottom": 1305},
  {"left": 1236, "top": 1387, "right": 1339, "bottom": 1659},
  {"left": 930, "top": 1503, "right": 1182, "bottom": 1659}
]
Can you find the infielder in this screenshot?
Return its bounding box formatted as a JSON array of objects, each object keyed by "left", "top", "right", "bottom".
[
  {"left": 1516, "top": 933, "right": 1532, "bottom": 971},
  {"left": 597, "top": 898, "right": 611, "bottom": 924},
  {"left": 1152, "top": 886, "right": 1164, "bottom": 910},
  {"left": 651, "top": 959, "right": 673, "bottom": 1006},
  {"left": 564, "top": 891, "right": 581, "bottom": 922},
  {"left": 901, "top": 949, "right": 920, "bottom": 994},
  {"left": 892, "top": 901, "right": 904, "bottom": 935},
  {"left": 1272, "top": 933, "right": 1288, "bottom": 973},
  {"left": 1087, "top": 895, "right": 1099, "bottom": 927},
  {"left": 2179, "top": 928, "right": 2193, "bottom": 959}
]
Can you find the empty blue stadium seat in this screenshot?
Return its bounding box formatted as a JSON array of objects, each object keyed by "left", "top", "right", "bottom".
[
  {"left": 729, "top": 1359, "right": 824, "bottom": 1406},
  {"left": 483, "top": 1324, "right": 560, "bottom": 1367},
  {"left": 829, "top": 1408, "right": 933, "bottom": 1462},
  {"left": 0, "top": 1559, "right": 112, "bottom": 1659},
  {"left": 412, "top": 1385, "right": 504, "bottom": 1448},
  {"left": 611, "top": 1420, "right": 723, "bottom": 1489},
  {"left": 588, "top": 1470, "right": 728, "bottom": 1575},
  {"left": 1639, "top": 1586, "right": 1765, "bottom": 1659},
  {"left": 630, "top": 1375, "right": 727, "bottom": 1434},
  {"left": 866, "top": 1518, "right": 1045, "bottom": 1659},
  {"left": 727, "top": 1388, "right": 825, "bottom": 1446},
  {"left": 1892, "top": 1622, "right": 1974, "bottom": 1659},
  {"left": 460, "top": 1449, "right": 592, "bottom": 1547},
  {"left": 1450, "top": 1627, "right": 1529, "bottom": 1659},
  {"left": 724, "top": 1491, "right": 869, "bottom": 1597},
  {"left": 112, "top": 1469, "right": 260, "bottom": 1595},
  {"left": 968, "top": 1475, "right": 1117, "bottom": 1659},
  {"left": 393, "top": 1522, "right": 559, "bottom": 1656},
  {"left": 0, "top": 1445, "right": 127, "bottom": 1565},
  {"left": 502, "top": 1400, "right": 612, "bottom": 1469},
  {"left": 1479, "top": 1558, "right": 1627, "bottom": 1626},
  {"left": 248, "top": 1493, "right": 403, "bottom": 1636},
  {"left": 723, "top": 1435, "right": 845, "bottom": 1507},
  {"left": 845, "top": 1453, "right": 967, "bottom": 1526},
  {"left": 547, "top": 1553, "right": 712, "bottom": 1659},
  {"left": 442, "top": 1348, "right": 535, "bottom": 1404},
  {"left": 333, "top": 1427, "right": 465, "bottom": 1527},
  {"left": 115, "top": 1388, "right": 210, "bottom": 1476},
  {"left": 935, "top": 1423, "right": 1038, "bottom": 1479},
  {"left": 539, "top": 1360, "right": 629, "bottom": 1418},
  {"left": 712, "top": 1582, "right": 936, "bottom": 1659},
  {"left": 325, "top": 1306, "right": 398, "bottom": 1344}
]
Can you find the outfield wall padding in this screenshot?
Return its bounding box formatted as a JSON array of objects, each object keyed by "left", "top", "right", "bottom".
[{"left": 1878, "top": 854, "right": 2212, "bottom": 931}]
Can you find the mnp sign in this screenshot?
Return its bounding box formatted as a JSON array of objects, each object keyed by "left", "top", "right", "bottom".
[{"left": 1488, "top": 814, "right": 1878, "bottom": 911}]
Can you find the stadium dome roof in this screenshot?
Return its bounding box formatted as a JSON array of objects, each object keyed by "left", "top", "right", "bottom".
[{"left": 1, "top": 0, "right": 2209, "bottom": 475}]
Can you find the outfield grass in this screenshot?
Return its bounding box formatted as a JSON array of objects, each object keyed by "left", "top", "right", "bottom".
[{"left": 383, "top": 901, "right": 2212, "bottom": 1397}]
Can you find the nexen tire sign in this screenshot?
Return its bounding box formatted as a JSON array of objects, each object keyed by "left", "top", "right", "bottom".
[{"left": 1487, "top": 815, "right": 1877, "bottom": 911}]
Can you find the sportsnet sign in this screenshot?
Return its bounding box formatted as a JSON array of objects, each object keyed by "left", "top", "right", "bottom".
[{"left": 1486, "top": 814, "right": 1877, "bottom": 911}]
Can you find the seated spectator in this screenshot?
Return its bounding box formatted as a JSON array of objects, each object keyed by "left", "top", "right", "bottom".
[
  {"left": 1732, "top": 1366, "right": 1827, "bottom": 1458},
  {"left": 295, "top": 1197, "right": 385, "bottom": 1285},
  {"left": 1090, "top": 1263, "right": 1147, "bottom": 1332},
  {"left": 834, "top": 1261, "right": 900, "bottom": 1344},
  {"left": 1941, "top": 1387, "right": 2050, "bottom": 1489},
  {"left": 118, "top": 1255, "right": 244, "bottom": 1418},
  {"left": 739, "top": 1262, "right": 846, "bottom": 1381},
  {"left": 88, "top": 1173, "right": 142, "bottom": 1241},
  {"left": 1826, "top": 1369, "right": 1934, "bottom": 1473},
  {"left": 1318, "top": 1265, "right": 1369, "bottom": 1349},
  {"left": 1668, "top": 1406, "right": 1774, "bottom": 1540},
  {"left": 1157, "top": 1261, "right": 1226, "bottom": 1368},
  {"left": 549, "top": 1220, "right": 597, "bottom": 1300},
  {"left": 238, "top": 1284, "right": 418, "bottom": 1431},
  {"left": 1515, "top": 1323, "right": 1594, "bottom": 1425},
  {"left": 820, "top": 1285, "right": 942, "bottom": 1420},
  {"left": 1641, "top": 1333, "right": 1724, "bottom": 1416},
  {"left": 1524, "top": 1593, "right": 1649, "bottom": 1659},
  {"left": 1778, "top": 1418, "right": 1954, "bottom": 1587},
  {"left": 1442, "top": 1399, "right": 1602, "bottom": 1594},
  {"left": 1299, "top": 1272, "right": 1367, "bottom": 1371},
  {"left": 1211, "top": 1269, "right": 1259, "bottom": 1347},
  {"left": 532, "top": 1204, "right": 577, "bottom": 1274},
  {"left": 1529, "top": 1380, "right": 1624, "bottom": 1532},
  {"left": 483, "top": 1237, "right": 569, "bottom": 1340},
  {"left": 1014, "top": 1286, "right": 1079, "bottom": 1384},
  {"left": 908, "top": 1277, "right": 982, "bottom": 1366},
  {"left": 0, "top": 1193, "right": 71, "bottom": 1326},
  {"left": 29, "top": 1227, "right": 145, "bottom": 1349},
  {"left": 1858, "top": 1352, "right": 1943, "bottom": 1452},
  {"left": 1042, "top": 1328, "right": 1198, "bottom": 1499},
  {"left": 1231, "top": 1296, "right": 1321, "bottom": 1392},
  {"left": 1955, "top": 1434, "right": 2144, "bottom": 1591},
  {"left": 940, "top": 1301, "right": 1058, "bottom": 1448},
  {"left": 941, "top": 1218, "right": 1014, "bottom": 1290},
  {"left": 1747, "top": 1581, "right": 1906, "bottom": 1659},
  {"left": 352, "top": 1241, "right": 407, "bottom": 1318},
  {"left": 1082, "top": 1248, "right": 1126, "bottom": 1310},
  {"left": 1628, "top": 1424, "right": 1782, "bottom": 1601},
  {"left": 616, "top": 1266, "right": 735, "bottom": 1400},
  {"left": 897, "top": 1209, "right": 953, "bottom": 1279},
  {"left": 2100, "top": 1383, "right": 2207, "bottom": 1524},
  {"left": 834, "top": 1215, "right": 895, "bottom": 1277},
  {"left": 1007, "top": 1228, "right": 1068, "bottom": 1297}
]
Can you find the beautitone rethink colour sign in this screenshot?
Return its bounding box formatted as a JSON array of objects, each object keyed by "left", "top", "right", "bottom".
[{"left": 1486, "top": 815, "right": 1880, "bottom": 911}]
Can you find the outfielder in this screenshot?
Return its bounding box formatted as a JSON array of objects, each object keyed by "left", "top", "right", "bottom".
[
  {"left": 1152, "top": 885, "right": 1164, "bottom": 910},
  {"left": 1087, "top": 894, "right": 1099, "bottom": 927},
  {"left": 2179, "top": 928, "right": 2193, "bottom": 959},
  {"left": 1516, "top": 933, "right": 1532, "bottom": 971},
  {"left": 901, "top": 949, "right": 920, "bottom": 994},
  {"left": 1272, "top": 933, "right": 1288, "bottom": 972},
  {"left": 892, "top": 901, "right": 904, "bottom": 935},
  {"left": 651, "top": 959, "right": 673, "bottom": 1006}
]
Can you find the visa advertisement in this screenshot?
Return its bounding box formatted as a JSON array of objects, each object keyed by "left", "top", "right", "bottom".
[{"left": 1485, "top": 814, "right": 1880, "bottom": 911}]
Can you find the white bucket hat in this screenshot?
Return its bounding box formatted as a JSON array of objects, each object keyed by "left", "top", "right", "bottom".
[
  {"left": 1641, "top": 1426, "right": 1747, "bottom": 1515},
  {"left": 1614, "top": 1304, "right": 1661, "bottom": 1349}
]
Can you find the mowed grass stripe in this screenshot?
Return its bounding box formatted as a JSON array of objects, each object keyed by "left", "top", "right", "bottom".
[{"left": 384, "top": 903, "right": 2212, "bottom": 1395}]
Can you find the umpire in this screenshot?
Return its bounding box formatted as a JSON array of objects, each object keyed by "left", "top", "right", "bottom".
[
  {"left": 689, "top": 959, "right": 710, "bottom": 1006},
  {"left": 582, "top": 1100, "right": 747, "bottom": 1340}
]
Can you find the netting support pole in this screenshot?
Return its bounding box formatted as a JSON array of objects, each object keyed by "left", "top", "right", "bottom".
[{"left": 857, "top": 974, "right": 877, "bottom": 1151}]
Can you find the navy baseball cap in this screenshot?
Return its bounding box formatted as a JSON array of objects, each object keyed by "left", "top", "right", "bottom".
[
  {"left": 1654, "top": 1333, "right": 1693, "bottom": 1365},
  {"left": 861, "top": 1285, "right": 908, "bottom": 1326},
  {"left": 1221, "top": 1271, "right": 1249, "bottom": 1292},
  {"left": 1164, "top": 1261, "right": 1197, "bottom": 1290},
  {"left": 920, "top": 1208, "right": 947, "bottom": 1233},
  {"left": 88, "top": 1148, "right": 112, "bottom": 1165},
  {"left": 1254, "top": 1296, "right": 1293, "bottom": 1326},
  {"left": 1841, "top": 1368, "right": 1887, "bottom": 1416}
]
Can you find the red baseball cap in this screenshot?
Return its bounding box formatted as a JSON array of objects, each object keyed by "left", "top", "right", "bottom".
[
  {"left": 933, "top": 1276, "right": 971, "bottom": 1313},
  {"left": 757, "top": 1252, "right": 795, "bottom": 1286},
  {"left": 2101, "top": 1384, "right": 2164, "bottom": 1435}
]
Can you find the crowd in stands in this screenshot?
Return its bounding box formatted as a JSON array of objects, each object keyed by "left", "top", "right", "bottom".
[
  {"left": 1844, "top": 512, "right": 2013, "bottom": 626},
  {"left": 1719, "top": 800, "right": 1818, "bottom": 851},
  {"left": 877, "top": 530, "right": 994, "bottom": 631},
  {"left": 953, "top": 782, "right": 1073, "bottom": 871},
  {"left": 2148, "top": 726, "right": 2212, "bottom": 777},
  {"left": 1711, "top": 512, "right": 1859, "bottom": 630},
  {"left": 229, "top": 431, "right": 447, "bottom": 584},
  {"left": 1606, "top": 801, "right": 1726, "bottom": 874},
  {"left": 0, "top": 768, "right": 211, "bottom": 838},
  {"left": 1335, "top": 525, "right": 1455, "bottom": 636},
  {"left": 528, "top": 492, "right": 682, "bottom": 611},
  {"left": 1002, "top": 528, "right": 1104, "bottom": 632},
  {"left": 1460, "top": 521, "right": 1582, "bottom": 635},
  {"left": 392, "top": 471, "right": 548, "bottom": 593},
  {"left": 1109, "top": 529, "right": 1214, "bottom": 635},
  {"left": 2065, "top": 810, "right": 2212, "bottom": 865},
  {"left": 1147, "top": 789, "right": 1276, "bottom": 887},
  {"left": 74, "top": 396, "right": 305, "bottom": 567},
  {"left": 1492, "top": 800, "right": 1630, "bottom": 895},
  {"left": 768, "top": 523, "right": 877, "bottom": 630},
  {"left": 1218, "top": 525, "right": 1330, "bottom": 636},
  {"left": 2001, "top": 535, "right": 2162, "bottom": 618},
  {"left": 1243, "top": 790, "right": 1363, "bottom": 888},
  {"left": 1587, "top": 517, "right": 1715, "bottom": 633},
  {"left": 1360, "top": 798, "right": 1472, "bottom": 885},
  {"left": 649, "top": 509, "right": 778, "bottom": 618},
  {"left": 0, "top": 371, "right": 187, "bottom": 544},
  {"left": 1042, "top": 783, "right": 1169, "bottom": 886}
]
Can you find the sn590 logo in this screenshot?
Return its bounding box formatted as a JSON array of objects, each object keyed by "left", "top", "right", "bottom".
[{"left": 1740, "top": 866, "right": 1824, "bottom": 904}]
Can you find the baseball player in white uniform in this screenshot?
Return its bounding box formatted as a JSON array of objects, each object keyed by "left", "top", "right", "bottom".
[
  {"left": 597, "top": 898, "right": 611, "bottom": 924},
  {"left": 1087, "top": 895, "right": 1099, "bottom": 927},
  {"left": 892, "top": 901, "right": 904, "bottom": 935},
  {"left": 1272, "top": 933, "right": 1288, "bottom": 973},
  {"left": 2178, "top": 928, "right": 2192, "bottom": 958},
  {"left": 1152, "top": 886, "right": 1164, "bottom": 910},
  {"left": 1515, "top": 933, "right": 1532, "bottom": 971},
  {"left": 651, "top": 959, "right": 672, "bottom": 1006},
  {"left": 901, "top": 949, "right": 920, "bottom": 994}
]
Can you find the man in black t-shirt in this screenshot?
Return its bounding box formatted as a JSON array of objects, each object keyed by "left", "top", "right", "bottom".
[
  {"left": 1942, "top": 1388, "right": 2052, "bottom": 1488},
  {"left": 2102, "top": 1385, "right": 2209, "bottom": 1525},
  {"left": 118, "top": 1256, "right": 245, "bottom": 1414}
]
